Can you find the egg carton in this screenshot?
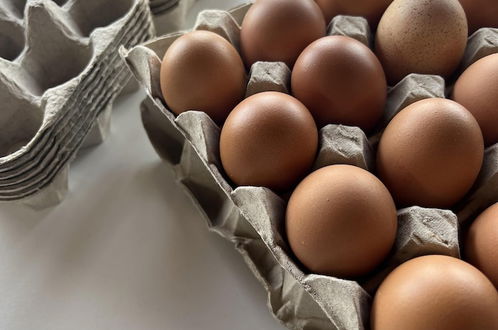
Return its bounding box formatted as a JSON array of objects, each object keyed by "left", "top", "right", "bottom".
[
  {"left": 150, "top": 0, "right": 179, "bottom": 15},
  {"left": 0, "top": 0, "right": 155, "bottom": 208},
  {"left": 150, "top": 0, "right": 197, "bottom": 36},
  {"left": 122, "top": 3, "right": 498, "bottom": 330}
]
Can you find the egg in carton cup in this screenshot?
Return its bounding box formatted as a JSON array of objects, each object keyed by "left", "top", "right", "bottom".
[
  {"left": 0, "top": 0, "right": 155, "bottom": 209},
  {"left": 122, "top": 3, "right": 498, "bottom": 329}
]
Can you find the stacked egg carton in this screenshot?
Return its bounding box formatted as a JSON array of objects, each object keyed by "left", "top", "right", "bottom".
[
  {"left": 150, "top": 0, "right": 197, "bottom": 35},
  {"left": 0, "top": 0, "right": 154, "bottom": 208},
  {"left": 123, "top": 3, "right": 498, "bottom": 330}
]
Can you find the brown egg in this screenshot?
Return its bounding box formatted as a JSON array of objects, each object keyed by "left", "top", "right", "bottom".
[
  {"left": 240, "top": 0, "right": 326, "bottom": 68},
  {"left": 314, "top": 0, "right": 393, "bottom": 27},
  {"left": 371, "top": 255, "right": 498, "bottom": 330},
  {"left": 160, "top": 30, "right": 246, "bottom": 123},
  {"left": 465, "top": 203, "right": 498, "bottom": 289},
  {"left": 459, "top": 0, "right": 498, "bottom": 33},
  {"left": 377, "top": 98, "right": 484, "bottom": 208},
  {"left": 220, "top": 92, "right": 318, "bottom": 191},
  {"left": 376, "top": 0, "right": 468, "bottom": 84},
  {"left": 452, "top": 54, "right": 498, "bottom": 146},
  {"left": 292, "top": 36, "right": 386, "bottom": 132},
  {"left": 286, "top": 165, "right": 397, "bottom": 278}
]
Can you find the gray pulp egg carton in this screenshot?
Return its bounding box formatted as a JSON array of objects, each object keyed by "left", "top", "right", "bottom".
[
  {"left": 150, "top": 0, "right": 179, "bottom": 14},
  {"left": 0, "top": 0, "right": 155, "bottom": 208},
  {"left": 122, "top": 3, "right": 498, "bottom": 329},
  {"left": 150, "top": 0, "right": 197, "bottom": 35}
]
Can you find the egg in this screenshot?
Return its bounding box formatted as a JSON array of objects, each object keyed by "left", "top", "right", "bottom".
[
  {"left": 160, "top": 30, "right": 246, "bottom": 123},
  {"left": 219, "top": 92, "right": 318, "bottom": 192},
  {"left": 314, "top": 0, "right": 393, "bottom": 27},
  {"left": 452, "top": 53, "right": 498, "bottom": 146},
  {"left": 286, "top": 165, "right": 397, "bottom": 278},
  {"left": 376, "top": 98, "right": 484, "bottom": 208},
  {"left": 292, "top": 36, "right": 386, "bottom": 132},
  {"left": 464, "top": 203, "right": 498, "bottom": 289},
  {"left": 240, "top": 0, "right": 326, "bottom": 68},
  {"left": 458, "top": 0, "right": 498, "bottom": 33},
  {"left": 375, "top": 0, "right": 468, "bottom": 84},
  {"left": 371, "top": 255, "right": 498, "bottom": 330}
]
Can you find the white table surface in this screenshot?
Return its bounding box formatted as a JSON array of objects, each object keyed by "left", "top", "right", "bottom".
[{"left": 0, "top": 1, "right": 287, "bottom": 329}]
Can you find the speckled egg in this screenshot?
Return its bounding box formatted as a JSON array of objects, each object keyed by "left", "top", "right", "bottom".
[{"left": 375, "top": 0, "right": 468, "bottom": 84}]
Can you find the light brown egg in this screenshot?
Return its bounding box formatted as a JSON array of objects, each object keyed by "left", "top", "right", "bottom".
[
  {"left": 465, "top": 203, "right": 498, "bottom": 289},
  {"left": 220, "top": 92, "right": 318, "bottom": 192},
  {"left": 314, "top": 0, "right": 393, "bottom": 27},
  {"left": 459, "top": 0, "right": 498, "bottom": 33},
  {"left": 240, "top": 0, "right": 326, "bottom": 68},
  {"left": 376, "top": 0, "right": 468, "bottom": 84},
  {"left": 376, "top": 98, "right": 484, "bottom": 208},
  {"left": 452, "top": 53, "right": 498, "bottom": 146},
  {"left": 160, "top": 30, "right": 246, "bottom": 124},
  {"left": 292, "top": 36, "right": 386, "bottom": 132},
  {"left": 286, "top": 165, "right": 397, "bottom": 278},
  {"left": 371, "top": 255, "right": 498, "bottom": 330}
]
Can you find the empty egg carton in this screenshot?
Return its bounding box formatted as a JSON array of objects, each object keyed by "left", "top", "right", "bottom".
[
  {"left": 0, "top": 0, "right": 155, "bottom": 208},
  {"left": 123, "top": 3, "right": 498, "bottom": 330}
]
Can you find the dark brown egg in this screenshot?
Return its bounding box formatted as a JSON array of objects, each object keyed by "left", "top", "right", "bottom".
[
  {"left": 292, "top": 36, "right": 386, "bottom": 132},
  {"left": 240, "top": 0, "right": 326, "bottom": 68},
  {"left": 160, "top": 30, "right": 246, "bottom": 123},
  {"left": 459, "top": 0, "right": 498, "bottom": 33},
  {"left": 465, "top": 203, "right": 498, "bottom": 289},
  {"left": 371, "top": 255, "right": 498, "bottom": 330},
  {"left": 286, "top": 165, "right": 397, "bottom": 278},
  {"left": 452, "top": 54, "right": 498, "bottom": 146},
  {"left": 376, "top": 98, "right": 484, "bottom": 208},
  {"left": 376, "top": 0, "right": 468, "bottom": 84},
  {"left": 315, "top": 0, "right": 393, "bottom": 26},
  {"left": 220, "top": 92, "right": 318, "bottom": 192}
]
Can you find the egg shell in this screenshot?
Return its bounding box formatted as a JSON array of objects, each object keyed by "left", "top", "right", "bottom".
[
  {"left": 459, "top": 0, "right": 498, "bottom": 33},
  {"left": 375, "top": 0, "right": 468, "bottom": 84},
  {"left": 160, "top": 30, "right": 246, "bottom": 124},
  {"left": 292, "top": 35, "right": 387, "bottom": 132},
  {"left": 315, "top": 0, "right": 393, "bottom": 27},
  {"left": 465, "top": 203, "right": 498, "bottom": 289},
  {"left": 285, "top": 165, "right": 397, "bottom": 278},
  {"left": 377, "top": 98, "right": 484, "bottom": 208},
  {"left": 240, "top": 0, "right": 326, "bottom": 68},
  {"left": 452, "top": 53, "right": 498, "bottom": 146},
  {"left": 371, "top": 255, "right": 498, "bottom": 330},
  {"left": 219, "top": 92, "right": 318, "bottom": 192}
]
